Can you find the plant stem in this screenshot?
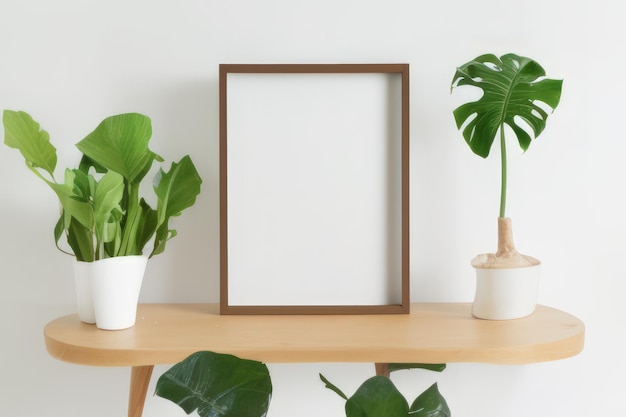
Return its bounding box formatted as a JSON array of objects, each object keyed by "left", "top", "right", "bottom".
[
  {"left": 118, "top": 182, "right": 141, "bottom": 256},
  {"left": 499, "top": 124, "right": 507, "bottom": 218}
]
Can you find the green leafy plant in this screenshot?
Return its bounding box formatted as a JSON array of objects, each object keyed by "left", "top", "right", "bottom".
[
  {"left": 450, "top": 53, "right": 562, "bottom": 218},
  {"left": 3, "top": 110, "right": 202, "bottom": 261},
  {"left": 320, "top": 363, "right": 450, "bottom": 417},
  {"left": 155, "top": 351, "right": 272, "bottom": 417},
  {"left": 156, "top": 354, "right": 449, "bottom": 417}
]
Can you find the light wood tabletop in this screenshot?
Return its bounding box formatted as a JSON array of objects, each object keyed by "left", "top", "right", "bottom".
[{"left": 44, "top": 303, "right": 585, "bottom": 417}]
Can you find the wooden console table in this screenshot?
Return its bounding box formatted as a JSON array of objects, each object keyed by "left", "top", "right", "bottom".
[{"left": 44, "top": 303, "right": 584, "bottom": 417}]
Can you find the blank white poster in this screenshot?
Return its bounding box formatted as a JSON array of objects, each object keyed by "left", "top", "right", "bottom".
[{"left": 226, "top": 72, "right": 403, "bottom": 306}]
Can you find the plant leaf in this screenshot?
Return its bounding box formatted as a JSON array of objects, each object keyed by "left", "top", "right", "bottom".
[
  {"left": 451, "top": 53, "right": 562, "bottom": 158},
  {"left": 92, "top": 170, "right": 124, "bottom": 254},
  {"left": 54, "top": 214, "right": 78, "bottom": 258},
  {"left": 151, "top": 155, "right": 202, "bottom": 257},
  {"left": 155, "top": 351, "right": 272, "bottom": 417},
  {"left": 132, "top": 199, "right": 158, "bottom": 255},
  {"left": 388, "top": 363, "right": 447, "bottom": 373},
  {"left": 75, "top": 113, "right": 157, "bottom": 184},
  {"left": 1, "top": 108, "right": 97, "bottom": 260},
  {"left": 409, "top": 383, "right": 450, "bottom": 417},
  {"left": 154, "top": 155, "right": 202, "bottom": 220},
  {"left": 65, "top": 216, "right": 95, "bottom": 262},
  {"left": 69, "top": 168, "right": 92, "bottom": 202},
  {"left": 3, "top": 110, "right": 57, "bottom": 178},
  {"left": 48, "top": 175, "right": 94, "bottom": 232},
  {"left": 345, "top": 376, "right": 408, "bottom": 417},
  {"left": 102, "top": 208, "right": 123, "bottom": 258}
]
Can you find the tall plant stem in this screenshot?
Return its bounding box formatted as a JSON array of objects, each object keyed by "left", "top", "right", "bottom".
[
  {"left": 118, "top": 182, "right": 141, "bottom": 256},
  {"left": 499, "top": 124, "right": 507, "bottom": 218}
]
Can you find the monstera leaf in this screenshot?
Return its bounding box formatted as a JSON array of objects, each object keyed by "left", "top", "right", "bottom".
[
  {"left": 451, "top": 53, "right": 562, "bottom": 218},
  {"left": 451, "top": 53, "right": 562, "bottom": 158},
  {"left": 155, "top": 351, "right": 272, "bottom": 417},
  {"left": 344, "top": 376, "right": 409, "bottom": 417},
  {"left": 409, "top": 383, "right": 450, "bottom": 417},
  {"left": 321, "top": 370, "right": 450, "bottom": 417}
]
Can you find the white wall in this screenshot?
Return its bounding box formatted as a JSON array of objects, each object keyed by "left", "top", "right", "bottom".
[{"left": 0, "top": 0, "right": 620, "bottom": 416}]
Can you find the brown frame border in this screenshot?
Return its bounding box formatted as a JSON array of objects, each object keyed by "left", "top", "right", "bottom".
[{"left": 219, "top": 63, "right": 410, "bottom": 315}]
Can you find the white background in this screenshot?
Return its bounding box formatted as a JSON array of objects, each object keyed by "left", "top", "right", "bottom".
[{"left": 0, "top": 0, "right": 618, "bottom": 416}]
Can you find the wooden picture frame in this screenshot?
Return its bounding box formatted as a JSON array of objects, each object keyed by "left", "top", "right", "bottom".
[{"left": 220, "top": 64, "right": 409, "bottom": 315}]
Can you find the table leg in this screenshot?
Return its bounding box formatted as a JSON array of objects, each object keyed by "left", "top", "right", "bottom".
[
  {"left": 374, "top": 363, "right": 390, "bottom": 377},
  {"left": 128, "top": 365, "right": 154, "bottom": 417}
]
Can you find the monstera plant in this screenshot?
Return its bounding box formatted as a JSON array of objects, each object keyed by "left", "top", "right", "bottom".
[
  {"left": 157, "top": 353, "right": 449, "bottom": 417},
  {"left": 451, "top": 53, "right": 562, "bottom": 319},
  {"left": 156, "top": 351, "right": 272, "bottom": 417},
  {"left": 320, "top": 364, "right": 450, "bottom": 417},
  {"left": 3, "top": 110, "right": 202, "bottom": 261}
]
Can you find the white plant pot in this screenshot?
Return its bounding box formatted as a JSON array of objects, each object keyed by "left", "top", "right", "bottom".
[
  {"left": 90, "top": 255, "right": 148, "bottom": 330},
  {"left": 472, "top": 264, "right": 541, "bottom": 320},
  {"left": 72, "top": 260, "right": 96, "bottom": 324}
]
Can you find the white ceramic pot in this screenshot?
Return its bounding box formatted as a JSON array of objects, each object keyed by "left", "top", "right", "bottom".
[
  {"left": 72, "top": 260, "right": 96, "bottom": 324},
  {"left": 472, "top": 264, "right": 541, "bottom": 320},
  {"left": 90, "top": 255, "right": 148, "bottom": 330}
]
